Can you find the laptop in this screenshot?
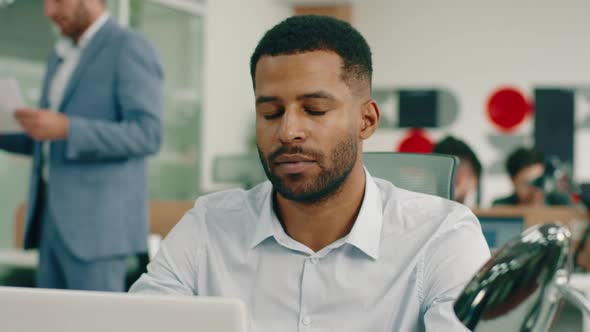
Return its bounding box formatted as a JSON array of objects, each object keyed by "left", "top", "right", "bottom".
[
  {"left": 478, "top": 215, "right": 525, "bottom": 249},
  {"left": 0, "top": 286, "right": 249, "bottom": 332}
]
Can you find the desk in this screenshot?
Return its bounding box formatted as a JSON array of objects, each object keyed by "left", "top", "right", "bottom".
[
  {"left": 0, "top": 251, "right": 588, "bottom": 330},
  {"left": 474, "top": 206, "right": 589, "bottom": 250},
  {"left": 473, "top": 206, "right": 589, "bottom": 229},
  {"left": 0, "top": 234, "right": 160, "bottom": 270}
]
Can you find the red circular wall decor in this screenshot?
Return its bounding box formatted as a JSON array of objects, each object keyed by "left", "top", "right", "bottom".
[
  {"left": 397, "top": 128, "right": 434, "bottom": 153},
  {"left": 486, "top": 87, "right": 532, "bottom": 133}
]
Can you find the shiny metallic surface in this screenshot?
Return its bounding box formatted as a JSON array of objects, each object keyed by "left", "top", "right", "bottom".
[
  {"left": 556, "top": 278, "right": 590, "bottom": 316},
  {"left": 454, "top": 223, "right": 571, "bottom": 332}
]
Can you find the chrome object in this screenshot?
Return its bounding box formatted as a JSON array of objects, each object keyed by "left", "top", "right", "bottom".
[{"left": 454, "top": 223, "right": 590, "bottom": 332}]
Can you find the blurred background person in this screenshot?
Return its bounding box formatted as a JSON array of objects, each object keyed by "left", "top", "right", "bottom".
[
  {"left": 433, "top": 135, "right": 482, "bottom": 206},
  {"left": 493, "top": 147, "right": 570, "bottom": 207},
  {"left": 0, "top": 0, "right": 163, "bottom": 291}
]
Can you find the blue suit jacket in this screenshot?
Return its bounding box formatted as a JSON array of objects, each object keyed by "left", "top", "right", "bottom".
[{"left": 0, "top": 18, "right": 163, "bottom": 261}]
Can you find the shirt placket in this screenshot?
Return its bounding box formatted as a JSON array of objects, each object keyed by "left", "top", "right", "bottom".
[{"left": 298, "top": 254, "right": 330, "bottom": 332}]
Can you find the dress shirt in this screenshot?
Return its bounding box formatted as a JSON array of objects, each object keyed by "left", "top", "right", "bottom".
[
  {"left": 130, "top": 169, "right": 491, "bottom": 332},
  {"left": 43, "top": 12, "right": 110, "bottom": 180}
]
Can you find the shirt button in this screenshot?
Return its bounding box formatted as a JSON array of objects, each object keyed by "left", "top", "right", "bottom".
[
  {"left": 301, "top": 316, "right": 311, "bottom": 326},
  {"left": 310, "top": 257, "right": 319, "bottom": 264}
]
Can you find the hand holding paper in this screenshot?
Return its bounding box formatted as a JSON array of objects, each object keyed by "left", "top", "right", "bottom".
[
  {"left": 0, "top": 78, "right": 26, "bottom": 133},
  {"left": 14, "top": 108, "right": 69, "bottom": 141}
]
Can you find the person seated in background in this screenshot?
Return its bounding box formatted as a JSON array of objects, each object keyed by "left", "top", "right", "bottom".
[
  {"left": 493, "top": 147, "right": 570, "bottom": 206},
  {"left": 130, "top": 15, "right": 490, "bottom": 331},
  {"left": 433, "top": 136, "right": 482, "bottom": 206}
]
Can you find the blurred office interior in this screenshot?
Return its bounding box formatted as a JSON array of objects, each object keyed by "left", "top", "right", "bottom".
[{"left": 0, "top": 1, "right": 589, "bottom": 329}]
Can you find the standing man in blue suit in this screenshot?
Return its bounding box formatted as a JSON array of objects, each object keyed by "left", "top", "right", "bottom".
[{"left": 0, "top": 0, "right": 163, "bottom": 291}]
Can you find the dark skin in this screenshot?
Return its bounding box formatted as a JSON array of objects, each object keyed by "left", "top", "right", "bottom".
[
  {"left": 254, "top": 51, "right": 380, "bottom": 252},
  {"left": 14, "top": 0, "right": 105, "bottom": 141}
]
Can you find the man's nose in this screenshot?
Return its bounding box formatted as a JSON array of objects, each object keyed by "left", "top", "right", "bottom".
[{"left": 278, "top": 108, "right": 307, "bottom": 144}]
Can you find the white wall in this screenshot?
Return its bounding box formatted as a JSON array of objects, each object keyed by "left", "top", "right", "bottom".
[
  {"left": 201, "top": 0, "right": 590, "bottom": 204},
  {"left": 201, "top": 0, "right": 290, "bottom": 192},
  {"left": 354, "top": 0, "right": 590, "bottom": 205}
]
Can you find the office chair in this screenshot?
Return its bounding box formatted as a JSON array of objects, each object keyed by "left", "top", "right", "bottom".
[
  {"left": 362, "top": 152, "right": 459, "bottom": 200},
  {"left": 212, "top": 152, "right": 458, "bottom": 199}
]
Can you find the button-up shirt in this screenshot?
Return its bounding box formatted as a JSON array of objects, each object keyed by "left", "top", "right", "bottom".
[
  {"left": 131, "top": 170, "right": 490, "bottom": 331},
  {"left": 43, "top": 13, "right": 110, "bottom": 180}
]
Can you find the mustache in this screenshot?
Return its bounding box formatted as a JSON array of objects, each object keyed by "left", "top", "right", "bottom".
[{"left": 268, "top": 145, "right": 322, "bottom": 164}]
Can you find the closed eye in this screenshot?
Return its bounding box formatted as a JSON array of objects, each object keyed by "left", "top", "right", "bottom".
[
  {"left": 263, "top": 110, "right": 284, "bottom": 120},
  {"left": 305, "top": 108, "right": 327, "bottom": 116}
]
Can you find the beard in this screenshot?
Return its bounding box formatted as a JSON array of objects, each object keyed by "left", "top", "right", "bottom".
[
  {"left": 257, "top": 132, "right": 358, "bottom": 204},
  {"left": 62, "top": 2, "right": 92, "bottom": 41}
]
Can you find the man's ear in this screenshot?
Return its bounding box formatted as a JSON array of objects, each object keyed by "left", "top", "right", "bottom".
[{"left": 359, "top": 100, "right": 380, "bottom": 140}]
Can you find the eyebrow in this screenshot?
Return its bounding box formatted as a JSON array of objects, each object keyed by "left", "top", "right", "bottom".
[
  {"left": 255, "top": 96, "right": 280, "bottom": 105},
  {"left": 255, "top": 91, "right": 336, "bottom": 105},
  {"left": 297, "top": 91, "right": 336, "bottom": 101}
]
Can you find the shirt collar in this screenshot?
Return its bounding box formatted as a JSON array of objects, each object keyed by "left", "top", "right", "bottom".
[
  {"left": 249, "top": 168, "right": 384, "bottom": 260},
  {"left": 54, "top": 12, "right": 110, "bottom": 58},
  {"left": 345, "top": 168, "right": 383, "bottom": 260},
  {"left": 249, "top": 184, "right": 281, "bottom": 249}
]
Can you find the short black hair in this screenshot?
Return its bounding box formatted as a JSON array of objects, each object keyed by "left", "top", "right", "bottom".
[
  {"left": 250, "top": 15, "right": 372, "bottom": 91},
  {"left": 506, "top": 147, "right": 545, "bottom": 178},
  {"left": 433, "top": 136, "right": 482, "bottom": 180}
]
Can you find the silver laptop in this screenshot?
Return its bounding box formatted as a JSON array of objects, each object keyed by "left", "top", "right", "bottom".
[{"left": 0, "top": 286, "right": 249, "bottom": 332}]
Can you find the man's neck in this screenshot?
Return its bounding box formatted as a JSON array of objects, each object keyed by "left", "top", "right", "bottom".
[
  {"left": 275, "top": 163, "right": 366, "bottom": 252},
  {"left": 72, "top": 9, "right": 104, "bottom": 44}
]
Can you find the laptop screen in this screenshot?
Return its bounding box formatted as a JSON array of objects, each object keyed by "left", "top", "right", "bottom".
[{"left": 478, "top": 216, "right": 524, "bottom": 249}]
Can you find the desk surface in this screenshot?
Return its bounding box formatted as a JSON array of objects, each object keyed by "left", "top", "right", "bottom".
[
  {"left": 473, "top": 206, "right": 589, "bottom": 228},
  {"left": 0, "top": 249, "right": 589, "bottom": 330}
]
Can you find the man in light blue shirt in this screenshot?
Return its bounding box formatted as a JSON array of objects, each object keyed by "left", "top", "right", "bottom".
[{"left": 130, "top": 15, "right": 490, "bottom": 331}]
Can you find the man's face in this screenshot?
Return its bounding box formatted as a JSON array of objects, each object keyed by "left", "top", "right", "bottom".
[
  {"left": 254, "top": 51, "right": 362, "bottom": 203},
  {"left": 44, "top": 0, "right": 92, "bottom": 40},
  {"left": 512, "top": 163, "right": 545, "bottom": 206}
]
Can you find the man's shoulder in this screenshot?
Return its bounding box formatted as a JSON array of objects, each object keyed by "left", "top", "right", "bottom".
[
  {"left": 375, "top": 178, "right": 478, "bottom": 236},
  {"left": 197, "top": 182, "right": 270, "bottom": 210},
  {"left": 174, "top": 183, "right": 270, "bottom": 245},
  {"left": 188, "top": 182, "right": 271, "bottom": 228},
  {"left": 102, "top": 21, "right": 156, "bottom": 53},
  {"left": 111, "top": 28, "right": 147, "bottom": 49},
  {"left": 374, "top": 177, "right": 470, "bottom": 216},
  {"left": 117, "top": 26, "right": 149, "bottom": 43}
]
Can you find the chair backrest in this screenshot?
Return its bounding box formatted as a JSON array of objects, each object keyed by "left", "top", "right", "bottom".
[
  {"left": 0, "top": 286, "right": 249, "bottom": 332},
  {"left": 363, "top": 152, "right": 459, "bottom": 199},
  {"left": 210, "top": 152, "right": 458, "bottom": 199}
]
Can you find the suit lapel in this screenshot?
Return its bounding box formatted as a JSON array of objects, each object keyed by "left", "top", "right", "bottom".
[
  {"left": 58, "top": 18, "right": 117, "bottom": 112},
  {"left": 39, "top": 53, "right": 61, "bottom": 109}
]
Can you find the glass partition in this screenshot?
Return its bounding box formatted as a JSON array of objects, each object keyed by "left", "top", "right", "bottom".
[{"left": 130, "top": 1, "right": 204, "bottom": 199}]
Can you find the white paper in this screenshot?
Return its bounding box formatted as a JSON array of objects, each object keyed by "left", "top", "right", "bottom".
[{"left": 0, "top": 78, "right": 25, "bottom": 133}]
